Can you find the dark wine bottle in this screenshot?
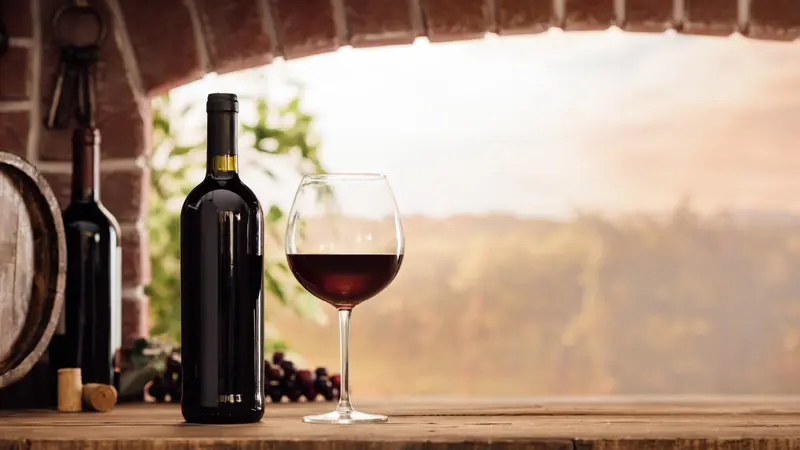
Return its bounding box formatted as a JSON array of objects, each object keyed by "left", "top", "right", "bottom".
[
  {"left": 180, "top": 93, "right": 265, "bottom": 424},
  {"left": 49, "top": 128, "right": 122, "bottom": 392}
]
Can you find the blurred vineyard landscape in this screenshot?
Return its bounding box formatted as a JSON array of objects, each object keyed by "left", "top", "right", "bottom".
[
  {"left": 162, "top": 32, "right": 800, "bottom": 398},
  {"left": 274, "top": 205, "right": 800, "bottom": 396}
]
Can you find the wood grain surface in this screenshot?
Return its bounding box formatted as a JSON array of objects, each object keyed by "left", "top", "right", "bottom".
[
  {"left": 0, "top": 152, "right": 66, "bottom": 389},
  {"left": 0, "top": 171, "right": 34, "bottom": 364},
  {"left": 2, "top": 397, "right": 800, "bottom": 449}
]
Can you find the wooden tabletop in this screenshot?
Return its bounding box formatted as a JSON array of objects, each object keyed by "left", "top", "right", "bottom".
[{"left": 2, "top": 397, "right": 800, "bottom": 449}]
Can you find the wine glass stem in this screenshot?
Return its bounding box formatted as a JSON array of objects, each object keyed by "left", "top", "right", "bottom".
[{"left": 336, "top": 308, "right": 353, "bottom": 414}]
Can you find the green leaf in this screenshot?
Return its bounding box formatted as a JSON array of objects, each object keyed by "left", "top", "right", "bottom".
[
  {"left": 266, "top": 206, "right": 283, "bottom": 223},
  {"left": 153, "top": 114, "right": 170, "bottom": 135},
  {"left": 265, "top": 271, "right": 287, "bottom": 305},
  {"left": 266, "top": 339, "right": 289, "bottom": 353},
  {"left": 169, "top": 144, "right": 198, "bottom": 158}
]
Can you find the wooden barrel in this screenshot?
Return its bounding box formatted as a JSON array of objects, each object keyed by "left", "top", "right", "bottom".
[{"left": 0, "top": 151, "right": 66, "bottom": 389}]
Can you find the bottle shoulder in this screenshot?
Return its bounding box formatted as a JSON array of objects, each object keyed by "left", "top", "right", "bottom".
[
  {"left": 62, "top": 201, "right": 121, "bottom": 238},
  {"left": 63, "top": 201, "right": 118, "bottom": 226},
  {"left": 182, "top": 176, "right": 262, "bottom": 212},
  {"left": 97, "top": 202, "right": 122, "bottom": 236}
]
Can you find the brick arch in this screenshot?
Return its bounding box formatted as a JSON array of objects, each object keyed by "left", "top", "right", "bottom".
[
  {"left": 109, "top": 0, "right": 800, "bottom": 97},
  {"left": 0, "top": 0, "right": 797, "bottom": 344}
]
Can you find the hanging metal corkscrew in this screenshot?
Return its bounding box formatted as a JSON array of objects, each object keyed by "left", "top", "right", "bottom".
[{"left": 44, "top": 0, "right": 107, "bottom": 130}]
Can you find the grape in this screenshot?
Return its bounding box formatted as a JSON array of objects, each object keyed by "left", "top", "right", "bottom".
[
  {"left": 268, "top": 385, "right": 283, "bottom": 403},
  {"left": 285, "top": 389, "right": 302, "bottom": 402},
  {"left": 281, "top": 369, "right": 301, "bottom": 402},
  {"left": 272, "top": 351, "right": 285, "bottom": 365},
  {"left": 265, "top": 361, "right": 282, "bottom": 380},
  {"left": 279, "top": 360, "right": 296, "bottom": 375},
  {"left": 329, "top": 374, "right": 341, "bottom": 401},
  {"left": 297, "top": 369, "right": 313, "bottom": 385},
  {"left": 148, "top": 375, "right": 168, "bottom": 402},
  {"left": 166, "top": 355, "right": 181, "bottom": 376},
  {"left": 295, "top": 370, "right": 315, "bottom": 401},
  {"left": 302, "top": 385, "right": 317, "bottom": 401},
  {"left": 315, "top": 376, "right": 334, "bottom": 401},
  {"left": 315, "top": 367, "right": 328, "bottom": 378},
  {"left": 169, "top": 381, "right": 182, "bottom": 403}
]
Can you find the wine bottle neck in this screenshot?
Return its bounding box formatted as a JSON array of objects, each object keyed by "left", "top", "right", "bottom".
[
  {"left": 209, "top": 155, "right": 239, "bottom": 174},
  {"left": 71, "top": 128, "right": 100, "bottom": 202},
  {"left": 207, "top": 110, "right": 238, "bottom": 178}
]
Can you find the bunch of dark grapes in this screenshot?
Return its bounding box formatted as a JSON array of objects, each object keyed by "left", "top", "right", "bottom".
[
  {"left": 264, "top": 352, "right": 340, "bottom": 403},
  {"left": 147, "top": 351, "right": 339, "bottom": 404},
  {"left": 147, "top": 353, "right": 182, "bottom": 403}
]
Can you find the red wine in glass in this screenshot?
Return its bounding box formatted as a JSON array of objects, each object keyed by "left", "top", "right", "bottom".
[{"left": 287, "top": 254, "right": 403, "bottom": 309}]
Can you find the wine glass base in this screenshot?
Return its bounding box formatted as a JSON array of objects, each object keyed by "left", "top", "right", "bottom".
[{"left": 303, "top": 410, "right": 388, "bottom": 424}]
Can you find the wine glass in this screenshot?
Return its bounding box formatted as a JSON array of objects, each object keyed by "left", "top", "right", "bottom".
[{"left": 285, "top": 173, "right": 405, "bottom": 424}]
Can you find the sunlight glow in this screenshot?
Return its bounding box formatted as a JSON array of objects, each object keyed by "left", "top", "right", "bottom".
[{"left": 170, "top": 32, "right": 800, "bottom": 220}]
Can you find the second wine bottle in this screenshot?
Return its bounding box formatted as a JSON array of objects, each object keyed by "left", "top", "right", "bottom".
[
  {"left": 180, "top": 93, "right": 266, "bottom": 424},
  {"left": 49, "top": 128, "right": 122, "bottom": 391}
]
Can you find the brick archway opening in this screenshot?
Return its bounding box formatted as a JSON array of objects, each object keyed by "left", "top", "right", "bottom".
[{"left": 0, "top": 0, "right": 797, "bottom": 345}]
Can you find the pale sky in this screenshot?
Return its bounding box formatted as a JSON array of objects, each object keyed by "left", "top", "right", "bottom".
[{"left": 169, "top": 31, "right": 800, "bottom": 219}]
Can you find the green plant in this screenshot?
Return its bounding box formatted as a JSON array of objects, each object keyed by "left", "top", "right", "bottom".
[{"left": 146, "top": 92, "right": 326, "bottom": 346}]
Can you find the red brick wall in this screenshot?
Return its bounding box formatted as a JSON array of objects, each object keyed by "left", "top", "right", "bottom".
[{"left": 0, "top": 0, "right": 798, "bottom": 346}]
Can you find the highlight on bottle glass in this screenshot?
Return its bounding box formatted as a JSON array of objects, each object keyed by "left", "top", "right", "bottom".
[{"left": 285, "top": 173, "right": 405, "bottom": 424}]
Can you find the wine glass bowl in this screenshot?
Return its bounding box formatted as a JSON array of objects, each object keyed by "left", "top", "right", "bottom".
[{"left": 285, "top": 173, "right": 404, "bottom": 424}]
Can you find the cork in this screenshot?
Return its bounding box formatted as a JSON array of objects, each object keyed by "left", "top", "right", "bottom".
[
  {"left": 82, "top": 383, "right": 118, "bottom": 412},
  {"left": 57, "top": 368, "right": 83, "bottom": 412}
]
